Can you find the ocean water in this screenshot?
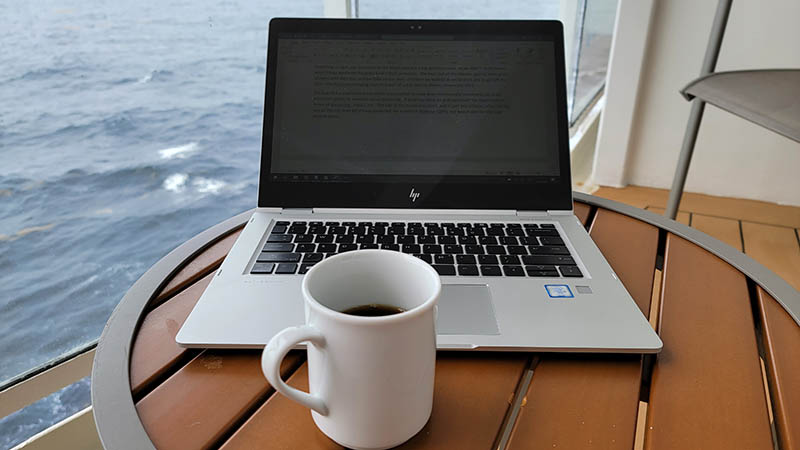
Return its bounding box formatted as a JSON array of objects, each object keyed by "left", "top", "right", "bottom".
[{"left": 0, "top": 1, "right": 558, "bottom": 447}]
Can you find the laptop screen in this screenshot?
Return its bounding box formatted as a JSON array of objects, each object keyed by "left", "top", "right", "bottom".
[{"left": 259, "top": 20, "right": 572, "bottom": 211}]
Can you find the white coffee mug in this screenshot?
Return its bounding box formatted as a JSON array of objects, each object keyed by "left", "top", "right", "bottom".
[{"left": 261, "top": 249, "right": 441, "bottom": 450}]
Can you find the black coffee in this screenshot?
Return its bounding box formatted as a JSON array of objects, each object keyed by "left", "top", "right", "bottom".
[{"left": 341, "top": 304, "right": 406, "bottom": 317}]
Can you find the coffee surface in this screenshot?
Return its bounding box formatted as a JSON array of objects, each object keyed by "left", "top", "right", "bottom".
[{"left": 341, "top": 304, "right": 406, "bottom": 317}]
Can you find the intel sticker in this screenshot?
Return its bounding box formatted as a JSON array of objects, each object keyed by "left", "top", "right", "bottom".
[{"left": 545, "top": 284, "right": 573, "bottom": 298}]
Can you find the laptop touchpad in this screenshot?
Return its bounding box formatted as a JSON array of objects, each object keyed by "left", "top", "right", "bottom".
[{"left": 436, "top": 284, "right": 499, "bottom": 335}]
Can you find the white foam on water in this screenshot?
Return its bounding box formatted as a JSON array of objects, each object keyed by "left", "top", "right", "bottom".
[
  {"left": 137, "top": 70, "right": 154, "bottom": 84},
  {"left": 193, "top": 177, "right": 226, "bottom": 194},
  {"left": 158, "top": 142, "right": 198, "bottom": 159},
  {"left": 163, "top": 173, "right": 188, "bottom": 192}
]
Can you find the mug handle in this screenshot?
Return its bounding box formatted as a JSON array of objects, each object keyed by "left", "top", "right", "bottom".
[{"left": 261, "top": 325, "right": 329, "bottom": 416}]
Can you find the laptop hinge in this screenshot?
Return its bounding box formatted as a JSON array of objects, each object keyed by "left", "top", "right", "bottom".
[
  {"left": 281, "top": 208, "right": 314, "bottom": 215},
  {"left": 546, "top": 210, "right": 574, "bottom": 216},
  {"left": 516, "top": 210, "right": 549, "bottom": 217}
]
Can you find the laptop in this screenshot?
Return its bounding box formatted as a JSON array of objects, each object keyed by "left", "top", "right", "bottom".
[{"left": 176, "top": 18, "right": 662, "bottom": 353}]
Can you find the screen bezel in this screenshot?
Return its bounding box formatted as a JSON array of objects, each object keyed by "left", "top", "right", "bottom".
[{"left": 258, "top": 18, "right": 573, "bottom": 211}]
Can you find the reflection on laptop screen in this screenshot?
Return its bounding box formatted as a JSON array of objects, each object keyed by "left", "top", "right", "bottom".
[{"left": 270, "top": 33, "right": 560, "bottom": 183}]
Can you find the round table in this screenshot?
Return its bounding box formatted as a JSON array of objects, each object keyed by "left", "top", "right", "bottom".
[{"left": 92, "top": 193, "right": 800, "bottom": 450}]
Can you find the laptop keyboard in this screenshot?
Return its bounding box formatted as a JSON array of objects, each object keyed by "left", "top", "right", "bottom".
[{"left": 250, "top": 221, "right": 583, "bottom": 278}]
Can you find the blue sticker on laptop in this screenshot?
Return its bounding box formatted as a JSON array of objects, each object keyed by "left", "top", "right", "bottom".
[{"left": 545, "top": 284, "right": 573, "bottom": 298}]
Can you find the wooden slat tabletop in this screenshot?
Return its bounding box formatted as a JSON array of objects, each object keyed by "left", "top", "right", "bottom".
[{"left": 118, "top": 201, "right": 799, "bottom": 450}]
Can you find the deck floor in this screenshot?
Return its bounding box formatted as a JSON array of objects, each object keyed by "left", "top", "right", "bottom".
[{"left": 593, "top": 185, "right": 800, "bottom": 291}]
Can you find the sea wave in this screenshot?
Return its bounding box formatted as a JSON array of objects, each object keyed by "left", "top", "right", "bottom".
[
  {"left": 0, "top": 223, "right": 56, "bottom": 242},
  {"left": 192, "top": 177, "right": 227, "bottom": 194},
  {"left": 137, "top": 69, "right": 174, "bottom": 84},
  {"left": 163, "top": 173, "right": 189, "bottom": 192},
  {"left": 158, "top": 142, "right": 198, "bottom": 159}
]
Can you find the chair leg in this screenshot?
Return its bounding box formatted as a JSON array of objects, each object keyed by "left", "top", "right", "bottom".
[{"left": 665, "top": 100, "right": 707, "bottom": 220}]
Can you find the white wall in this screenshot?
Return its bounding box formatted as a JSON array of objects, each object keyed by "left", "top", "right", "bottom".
[{"left": 623, "top": 0, "right": 800, "bottom": 206}]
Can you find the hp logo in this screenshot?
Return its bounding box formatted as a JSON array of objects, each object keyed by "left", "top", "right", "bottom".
[{"left": 409, "top": 188, "right": 420, "bottom": 202}]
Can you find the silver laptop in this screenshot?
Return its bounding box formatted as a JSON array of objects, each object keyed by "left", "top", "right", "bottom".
[{"left": 177, "top": 18, "right": 662, "bottom": 353}]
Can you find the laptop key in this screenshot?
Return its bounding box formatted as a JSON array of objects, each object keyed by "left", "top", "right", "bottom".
[
  {"left": 423, "top": 244, "right": 442, "bottom": 254},
  {"left": 521, "top": 237, "right": 539, "bottom": 245},
  {"left": 486, "top": 245, "right": 506, "bottom": 255},
  {"left": 438, "top": 236, "right": 456, "bottom": 245},
  {"left": 479, "top": 236, "right": 498, "bottom": 245},
  {"left": 335, "top": 235, "right": 355, "bottom": 244},
  {"left": 435, "top": 254, "right": 454, "bottom": 264},
  {"left": 262, "top": 243, "right": 293, "bottom": 252},
  {"left": 402, "top": 244, "right": 421, "bottom": 254},
  {"left": 315, "top": 234, "right": 334, "bottom": 243},
  {"left": 539, "top": 237, "right": 565, "bottom": 246},
  {"left": 294, "top": 234, "right": 314, "bottom": 243},
  {"left": 356, "top": 235, "right": 375, "bottom": 244},
  {"left": 507, "top": 228, "right": 525, "bottom": 236},
  {"left": 526, "top": 229, "right": 559, "bottom": 237},
  {"left": 298, "top": 263, "right": 316, "bottom": 274},
  {"left": 342, "top": 222, "right": 356, "bottom": 227},
  {"left": 397, "top": 235, "right": 416, "bottom": 244},
  {"left": 418, "top": 235, "right": 436, "bottom": 244},
  {"left": 303, "top": 253, "right": 324, "bottom": 263},
  {"left": 559, "top": 265, "right": 583, "bottom": 277},
  {"left": 381, "top": 244, "right": 400, "bottom": 251},
  {"left": 276, "top": 221, "right": 290, "bottom": 226},
  {"left": 250, "top": 262, "right": 275, "bottom": 274},
  {"left": 456, "top": 254, "right": 477, "bottom": 265},
  {"left": 443, "top": 244, "right": 463, "bottom": 254},
  {"left": 522, "top": 255, "right": 575, "bottom": 265},
  {"left": 540, "top": 223, "right": 556, "bottom": 228},
  {"left": 360, "top": 243, "right": 379, "bottom": 249},
  {"left": 414, "top": 254, "right": 433, "bottom": 263},
  {"left": 288, "top": 225, "right": 307, "bottom": 234},
  {"left": 500, "top": 236, "right": 518, "bottom": 245},
  {"left": 487, "top": 228, "right": 505, "bottom": 236},
  {"left": 529, "top": 246, "right": 570, "bottom": 255},
  {"left": 427, "top": 227, "right": 444, "bottom": 236},
  {"left": 377, "top": 235, "right": 395, "bottom": 244},
  {"left": 275, "top": 263, "right": 298, "bottom": 274},
  {"left": 480, "top": 265, "right": 502, "bottom": 276},
  {"left": 526, "top": 264, "right": 556, "bottom": 272},
  {"left": 523, "top": 223, "right": 539, "bottom": 228},
  {"left": 507, "top": 245, "right": 528, "bottom": 255},
  {"left": 267, "top": 234, "right": 293, "bottom": 243},
  {"left": 458, "top": 265, "right": 479, "bottom": 276},
  {"left": 329, "top": 226, "right": 347, "bottom": 235},
  {"left": 525, "top": 268, "right": 560, "bottom": 277},
  {"left": 432, "top": 265, "right": 456, "bottom": 276},
  {"left": 478, "top": 255, "right": 498, "bottom": 265},
  {"left": 339, "top": 244, "right": 358, "bottom": 252},
  {"left": 257, "top": 253, "right": 302, "bottom": 263},
  {"left": 500, "top": 255, "right": 520, "bottom": 265},
  {"left": 317, "top": 243, "right": 337, "bottom": 253},
  {"left": 271, "top": 225, "right": 288, "bottom": 234},
  {"left": 464, "top": 245, "right": 484, "bottom": 255},
  {"left": 458, "top": 236, "right": 477, "bottom": 245},
  {"left": 324, "top": 221, "right": 339, "bottom": 226},
  {"left": 504, "top": 266, "right": 525, "bottom": 277}
]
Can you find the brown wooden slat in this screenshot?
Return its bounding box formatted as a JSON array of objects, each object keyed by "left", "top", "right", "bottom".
[
  {"left": 155, "top": 229, "right": 242, "bottom": 302},
  {"left": 129, "top": 272, "right": 213, "bottom": 396},
  {"left": 742, "top": 222, "right": 800, "bottom": 291},
  {"left": 220, "top": 353, "right": 528, "bottom": 450},
  {"left": 691, "top": 214, "right": 743, "bottom": 251},
  {"left": 136, "top": 350, "right": 303, "bottom": 450},
  {"left": 647, "top": 206, "right": 690, "bottom": 226},
  {"left": 509, "top": 355, "right": 642, "bottom": 449},
  {"left": 507, "top": 208, "right": 659, "bottom": 450},
  {"left": 757, "top": 286, "right": 800, "bottom": 450},
  {"left": 574, "top": 201, "right": 591, "bottom": 226},
  {"left": 588, "top": 209, "right": 659, "bottom": 316},
  {"left": 645, "top": 234, "right": 772, "bottom": 449}
]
